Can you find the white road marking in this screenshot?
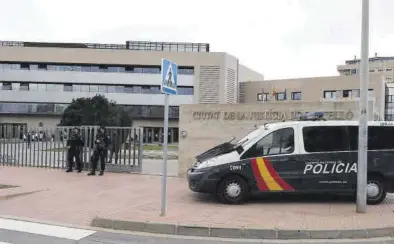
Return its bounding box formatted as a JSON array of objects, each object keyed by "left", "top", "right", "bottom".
[
  {"left": 0, "top": 242, "right": 12, "bottom": 244},
  {"left": 0, "top": 218, "right": 96, "bottom": 240}
]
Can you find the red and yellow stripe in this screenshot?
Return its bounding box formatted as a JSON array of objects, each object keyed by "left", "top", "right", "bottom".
[{"left": 251, "top": 157, "right": 294, "bottom": 191}]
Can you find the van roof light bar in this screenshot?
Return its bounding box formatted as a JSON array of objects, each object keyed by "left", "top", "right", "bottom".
[{"left": 298, "top": 112, "right": 326, "bottom": 121}]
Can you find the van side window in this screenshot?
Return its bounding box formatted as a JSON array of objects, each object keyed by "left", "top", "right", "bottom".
[
  {"left": 369, "top": 126, "right": 394, "bottom": 150},
  {"left": 303, "top": 126, "right": 350, "bottom": 152},
  {"left": 341, "top": 126, "right": 394, "bottom": 151},
  {"left": 242, "top": 127, "right": 294, "bottom": 159}
]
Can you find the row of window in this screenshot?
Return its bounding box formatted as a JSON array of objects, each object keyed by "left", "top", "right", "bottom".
[
  {"left": 257, "top": 91, "right": 302, "bottom": 101},
  {"left": 0, "top": 62, "right": 195, "bottom": 75},
  {"left": 0, "top": 82, "right": 194, "bottom": 95},
  {"left": 323, "top": 89, "right": 374, "bottom": 99},
  {"left": 0, "top": 40, "right": 210, "bottom": 53},
  {"left": 340, "top": 68, "right": 393, "bottom": 75},
  {"left": 0, "top": 102, "right": 180, "bottom": 119},
  {"left": 245, "top": 126, "right": 394, "bottom": 158}
]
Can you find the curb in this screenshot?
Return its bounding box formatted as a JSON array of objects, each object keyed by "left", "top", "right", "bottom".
[
  {"left": 0, "top": 189, "right": 47, "bottom": 200},
  {"left": 91, "top": 217, "right": 394, "bottom": 240}
]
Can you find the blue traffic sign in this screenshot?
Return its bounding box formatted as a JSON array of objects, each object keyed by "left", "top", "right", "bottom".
[{"left": 161, "top": 58, "right": 178, "bottom": 95}]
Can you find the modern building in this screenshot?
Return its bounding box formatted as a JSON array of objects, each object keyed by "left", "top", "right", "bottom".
[
  {"left": 337, "top": 54, "right": 394, "bottom": 77},
  {"left": 0, "top": 40, "right": 263, "bottom": 143},
  {"left": 240, "top": 73, "right": 394, "bottom": 121}
]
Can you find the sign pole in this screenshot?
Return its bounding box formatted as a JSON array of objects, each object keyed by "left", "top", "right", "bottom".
[
  {"left": 160, "top": 58, "right": 178, "bottom": 217},
  {"left": 161, "top": 93, "right": 169, "bottom": 216},
  {"left": 357, "top": 0, "right": 369, "bottom": 214}
]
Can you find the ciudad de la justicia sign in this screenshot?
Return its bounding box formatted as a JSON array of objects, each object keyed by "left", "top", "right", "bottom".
[{"left": 192, "top": 110, "right": 354, "bottom": 121}]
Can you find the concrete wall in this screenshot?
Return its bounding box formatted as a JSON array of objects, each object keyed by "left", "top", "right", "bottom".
[{"left": 178, "top": 101, "right": 375, "bottom": 176}]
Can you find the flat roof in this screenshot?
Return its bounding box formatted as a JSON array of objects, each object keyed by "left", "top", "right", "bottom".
[
  {"left": 345, "top": 56, "right": 394, "bottom": 65},
  {"left": 0, "top": 40, "right": 210, "bottom": 53}
]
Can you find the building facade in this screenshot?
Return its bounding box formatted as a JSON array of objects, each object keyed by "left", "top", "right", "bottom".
[
  {"left": 240, "top": 74, "right": 393, "bottom": 121},
  {"left": 0, "top": 40, "right": 263, "bottom": 143}
]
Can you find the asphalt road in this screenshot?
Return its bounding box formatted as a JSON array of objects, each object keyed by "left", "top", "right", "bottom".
[{"left": 2, "top": 217, "right": 394, "bottom": 244}]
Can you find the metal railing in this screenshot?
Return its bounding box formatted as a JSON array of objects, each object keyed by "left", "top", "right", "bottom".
[{"left": 0, "top": 125, "right": 143, "bottom": 173}]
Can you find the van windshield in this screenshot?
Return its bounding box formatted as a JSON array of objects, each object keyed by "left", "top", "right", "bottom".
[{"left": 235, "top": 126, "right": 265, "bottom": 147}]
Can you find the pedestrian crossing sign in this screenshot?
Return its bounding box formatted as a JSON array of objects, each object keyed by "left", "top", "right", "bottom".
[{"left": 161, "top": 58, "right": 178, "bottom": 95}]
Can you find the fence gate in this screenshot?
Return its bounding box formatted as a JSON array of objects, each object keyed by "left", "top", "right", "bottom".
[{"left": 0, "top": 124, "right": 144, "bottom": 173}]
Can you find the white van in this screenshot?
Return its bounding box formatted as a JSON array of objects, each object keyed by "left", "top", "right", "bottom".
[{"left": 187, "top": 112, "right": 394, "bottom": 205}]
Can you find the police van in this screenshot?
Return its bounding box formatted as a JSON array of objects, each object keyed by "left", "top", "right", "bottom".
[{"left": 187, "top": 112, "right": 394, "bottom": 205}]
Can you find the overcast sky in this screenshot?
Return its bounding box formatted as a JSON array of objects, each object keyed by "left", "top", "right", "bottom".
[{"left": 1, "top": 0, "right": 393, "bottom": 80}]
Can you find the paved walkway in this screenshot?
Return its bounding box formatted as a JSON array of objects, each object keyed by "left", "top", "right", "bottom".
[{"left": 1, "top": 166, "right": 394, "bottom": 232}]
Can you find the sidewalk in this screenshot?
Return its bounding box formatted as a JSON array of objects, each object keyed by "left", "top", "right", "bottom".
[{"left": 1, "top": 166, "right": 394, "bottom": 236}]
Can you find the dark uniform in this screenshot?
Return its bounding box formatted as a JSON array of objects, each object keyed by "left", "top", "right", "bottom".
[
  {"left": 87, "top": 126, "right": 110, "bottom": 176},
  {"left": 107, "top": 130, "right": 122, "bottom": 164},
  {"left": 66, "top": 127, "right": 84, "bottom": 173}
]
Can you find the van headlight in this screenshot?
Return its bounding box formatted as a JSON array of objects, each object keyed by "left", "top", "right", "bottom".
[{"left": 196, "top": 158, "right": 217, "bottom": 169}]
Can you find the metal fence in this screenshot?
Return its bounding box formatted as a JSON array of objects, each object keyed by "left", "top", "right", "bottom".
[{"left": 0, "top": 125, "right": 143, "bottom": 173}]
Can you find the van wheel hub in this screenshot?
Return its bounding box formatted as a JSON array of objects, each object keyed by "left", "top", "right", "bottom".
[
  {"left": 367, "top": 182, "right": 380, "bottom": 198},
  {"left": 226, "top": 183, "right": 241, "bottom": 198}
]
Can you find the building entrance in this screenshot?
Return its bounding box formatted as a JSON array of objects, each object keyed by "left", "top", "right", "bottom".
[{"left": 142, "top": 127, "right": 179, "bottom": 144}]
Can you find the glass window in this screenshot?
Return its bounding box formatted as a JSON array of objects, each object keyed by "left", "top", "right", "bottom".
[
  {"left": 29, "top": 83, "right": 38, "bottom": 91},
  {"left": 47, "top": 65, "right": 56, "bottom": 71},
  {"left": 143, "top": 67, "right": 160, "bottom": 74},
  {"left": 20, "top": 64, "right": 29, "bottom": 70},
  {"left": 150, "top": 86, "right": 160, "bottom": 94},
  {"left": 91, "top": 66, "right": 99, "bottom": 72},
  {"left": 178, "top": 86, "right": 194, "bottom": 95},
  {"left": 46, "top": 84, "right": 63, "bottom": 92},
  {"left": 64, "top": 84, "right": 73, "bottom": 92},
  {"left": 324, "top": 91, "right": 336, "bottom": 99},
  {"left": 134, "top": 67, "right": 143, "bottom": 73},
  {"left": 368, "top": 126, "right": 394, "bottom": 150},
  {"left": 20, "top": 83, "right": 29, "bottom": 91},
  {"left": 38, "top": 64, "right": 47, "bottom": 70},
  {"left": 303, "top": 126, "right": 350, "bottom": 153},
  {"left": 73, "top": 66, "right": 82, "bottom": 72},
  {"left": 2, "top": 82, "right": 12, "bottom": 90},
  {"left": 89, "top": 85, "right": 99, "bottom": 92},
  {"left": 133, "top": 86, "right": 142, "bottom": 93},
  {"left": 107, "top": 86, "right": 116, "bottom": 93},
  {"left": 73, "top": 85, "right": 82, "bottom": 92},
  {"left": 10, "top": 64, "right": 21, "bottom": 70},
  {"left": 37, "top": 84, "right": 47, "bottom": 91},
  {"left": 108, "top": 67, "right": 120, "bottom": 72},
  {"left": 99, "top": 66, "right": 108, "bottom": 72},
  {"left": 276, "top": 92, "right": 286, "bottom": 100},
  {"left": 30, "top": 64, "right": 38, "bottom": 70},
  {"left": 368, "top": 89, "right": 374, "bottom": 97},
  {"left": 81, "top": 85, "right": 90, "bottom": 92},
  {"left": 291, "top": 92, "right": 301, "bottom": 100},
  {"left": 141, "top": 86, "right": 151, "bottom": 94},
  {"left": 12, "top": 83, "right": 20, "bottom": 91},
  {"left": 115, "top": 86, "right": 124, "bottom": 93},
  {"left": 242, "top": 128, "right": 295, "bottom": 159},
  {"left": 81, "top": 66, "right": 91, "bottom": 72},
  {"left": 124, "top": 86, "right": 133, "bottom": 93},
  {"left": 98, "top": 85, "right": 108, "bottom": 93}
]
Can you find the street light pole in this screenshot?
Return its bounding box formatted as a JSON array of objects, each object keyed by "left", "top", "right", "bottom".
[{"left": 357, "top": 0, "right": 370, "bottom": 214}]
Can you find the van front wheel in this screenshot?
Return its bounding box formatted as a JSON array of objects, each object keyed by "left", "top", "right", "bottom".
[
  {"left": 367, "top": 176, "right": 386, "bottom": 205},
  {"left": 217, "top": 175, "right": 248, "bottom": 204}
]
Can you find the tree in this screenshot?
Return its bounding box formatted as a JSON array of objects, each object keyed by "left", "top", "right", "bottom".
[{"left": 59, "top": 94, "right": 132, "bottom": 127}]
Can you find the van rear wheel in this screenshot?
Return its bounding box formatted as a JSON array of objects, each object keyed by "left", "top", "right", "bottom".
[
  {"left": 367, "top": 176, "right": 386, "bottom": 205},
  {"left": 217, "top": 175, "right": 248, "bottom": 204}
]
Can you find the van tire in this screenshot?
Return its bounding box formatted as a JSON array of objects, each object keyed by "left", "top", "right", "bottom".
[
  {"left": 217, "top": 175, "right": 248, "bottom": 204},
  {"left": 367, "top": 176, "right": 386, "bottom": 205}
]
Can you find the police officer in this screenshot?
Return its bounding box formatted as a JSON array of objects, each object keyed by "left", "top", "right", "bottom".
[
  {"left": 87, "top": 126, "right": 110, "bottom": 176},
  {"left": 107, "top": 129, "right": 122, "bottom": 164},
  {"left": 66, "top": 127, "right": 84, "bottom": 173}
]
